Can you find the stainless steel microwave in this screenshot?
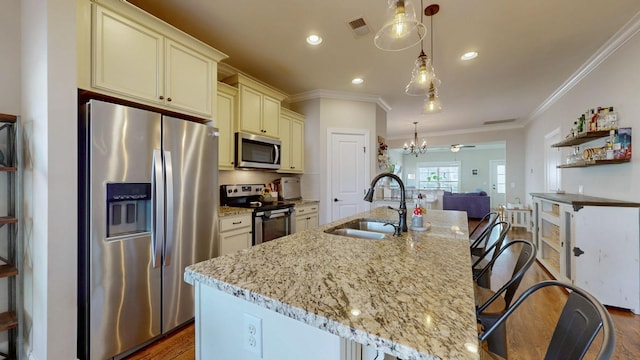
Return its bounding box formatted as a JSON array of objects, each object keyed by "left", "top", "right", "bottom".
[{"left": 235, "top": 132, "right": 281, "bottom": 170}]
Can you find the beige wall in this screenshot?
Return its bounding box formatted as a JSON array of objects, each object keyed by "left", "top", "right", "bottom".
[
  {"left": 387, "top": 128, "right": 526, "bottom": 208},
  {"left": 0, "top": 0, "right": 21, "bottom": 114},
  {"left": 292, "top": 97, "right": 379, "bottom": 224},
  {"left": 524, "top": 27, "right": 640, "bottom": 203}
]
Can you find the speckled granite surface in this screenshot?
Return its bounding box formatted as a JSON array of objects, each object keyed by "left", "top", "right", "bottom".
[
  {"left": 218, "top": 200, "right": 319, "bottom": 217},
  {"left": 186, "top": 207, "right": 479, "bottom": 359},
  {"left": 218, "top": 206, "right": 253, "bottom": 217}
]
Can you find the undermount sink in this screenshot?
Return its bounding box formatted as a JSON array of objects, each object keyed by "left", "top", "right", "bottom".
[{"left": 325, "top": 218, "right": 395, "bottom": 239}]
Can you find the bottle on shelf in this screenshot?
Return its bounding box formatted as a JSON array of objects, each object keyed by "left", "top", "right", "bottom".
[{"left": 606, "top": 106, "right": 618, "bottom": 130}]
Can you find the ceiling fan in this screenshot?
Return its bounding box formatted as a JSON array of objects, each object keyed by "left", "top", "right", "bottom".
[{"left": 450, "top": 144, "right": 476, "bottom": 152}]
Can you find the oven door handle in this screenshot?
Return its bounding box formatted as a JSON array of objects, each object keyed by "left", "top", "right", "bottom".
[{"left": 257, "top": 209, "right": 293, "bottom": 219}]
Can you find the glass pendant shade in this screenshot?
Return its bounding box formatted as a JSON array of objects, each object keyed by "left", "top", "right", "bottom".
[
  {"left": 374, "top": 0, "right": 426, "bottom": 51},
  {"left": 423, "top": 92, "right": 442, "bottom": 114},
  {"left": 405, "top": 50, "right": 434, "bottom": 96},
  {"left": 423, "top": 82, "right": 442, "bottom": 114}
]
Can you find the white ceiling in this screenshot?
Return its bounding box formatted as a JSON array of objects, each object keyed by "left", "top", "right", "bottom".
[{"left": 128, "top": 0, "right": 640, "bottom": 141}]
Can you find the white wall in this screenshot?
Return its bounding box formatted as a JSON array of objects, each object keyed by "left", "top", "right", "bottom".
[
  {"left": 21, "top": 1, "right": 77, "bottom": 359},
  {"left": 524, "top": 24, "right": 640, "bottom": 203}
]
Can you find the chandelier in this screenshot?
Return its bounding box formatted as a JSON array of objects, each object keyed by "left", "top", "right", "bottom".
[{"left": 404, "top": 122, "right": 427, "bottom": 156}]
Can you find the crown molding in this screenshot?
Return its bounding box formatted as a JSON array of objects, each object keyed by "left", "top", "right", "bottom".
[
  {"left": 526, "top": 10, "right": 640, "bottom": 123},
  {"left": 385, "top": 122, "right": 525, "bottom": 141},
  {"left": 289, "top": 89, "right": 392, "bottom": 112}
]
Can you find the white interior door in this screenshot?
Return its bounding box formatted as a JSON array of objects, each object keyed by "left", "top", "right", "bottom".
[
  {"left": 489, "top": 160, "right": 506, "bottom": 209},
  {"left": 328, "top": 130, "right": 369, "bottom": 222},
  {"left": 545, "top": 128, "right": 562, "bottom": 192}
]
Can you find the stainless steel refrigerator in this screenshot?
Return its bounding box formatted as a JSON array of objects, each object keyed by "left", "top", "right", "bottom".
[{"left": 78, "top": 99, "right": 218, "bottom": 359}]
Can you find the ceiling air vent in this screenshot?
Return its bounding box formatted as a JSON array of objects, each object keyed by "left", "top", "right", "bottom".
[
  {"left": 347, "top": 17, "right": 370, "bottom": 37},
  {"left": 483, "top": 118, "right": 517, "bottom": 125}
]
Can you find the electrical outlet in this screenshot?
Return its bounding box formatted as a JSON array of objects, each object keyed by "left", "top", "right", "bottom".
[{"left": 243, "top": 313, "right": 262, "bottom": 357}]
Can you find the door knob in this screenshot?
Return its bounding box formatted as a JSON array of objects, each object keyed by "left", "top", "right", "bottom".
[{"left": 573, "top": 247, "right": 585, "bottom": 257}]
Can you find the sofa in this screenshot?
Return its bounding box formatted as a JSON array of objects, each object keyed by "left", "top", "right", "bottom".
[{"left": 443, "top": 191, "right": 490, "bottom": 219}]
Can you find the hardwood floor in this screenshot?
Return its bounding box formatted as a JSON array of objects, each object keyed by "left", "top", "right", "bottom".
[{"left": 125, "top": 223, "right": 640, "bottom": 360}]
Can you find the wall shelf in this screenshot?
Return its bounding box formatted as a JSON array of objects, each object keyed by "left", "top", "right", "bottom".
[
  {"left": 0, "top": 113, "right": 22, "bottom": 358},
  {"left": 557, "top": 158, "right": 631, "bottom": 168},
  {"left": 551, "top": 130, "right": 611, "bottom": 147}
]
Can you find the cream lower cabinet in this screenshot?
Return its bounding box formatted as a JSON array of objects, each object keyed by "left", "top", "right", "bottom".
[
  {"left": 218, "top": 213, "right": 252, "bottom": 256},
  {"left": 295, "top": 203, "right": 319, "bottom": 233},
  {"left": 222, "top": 74, "right": 286, "bottom": 138},
  {"left": 217, "top": 83, "right": 237, "bottom": 170},
  {"left": 92, "top": 2, "right": 226, "bottom": 118},
  {"left": 278, "top": 108, "right": 305, "bottom": 173}
]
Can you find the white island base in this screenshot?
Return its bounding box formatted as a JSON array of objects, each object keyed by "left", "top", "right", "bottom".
[{"left": 195, "top": 282, "right": 345, "bottom": 359}]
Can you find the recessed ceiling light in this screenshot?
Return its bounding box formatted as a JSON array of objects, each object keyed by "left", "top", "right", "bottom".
[
  {"left": 461, "top": 51, "right": 478, "bottom": 61},
  {"left": 351, "top": 78, "right": 364, "bottom": 85},
  {"left": 306, "top": 34, "right": 323, "bottom": 45}
]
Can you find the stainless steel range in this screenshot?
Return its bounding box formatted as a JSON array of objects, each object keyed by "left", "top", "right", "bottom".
[{"left": 220, "top": 184, "right": 295, "bottom": 245}]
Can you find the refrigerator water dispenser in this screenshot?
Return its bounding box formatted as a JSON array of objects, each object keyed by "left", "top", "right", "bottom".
[{"left": 106, "top": 183, "right": 151, "bottom": 238}]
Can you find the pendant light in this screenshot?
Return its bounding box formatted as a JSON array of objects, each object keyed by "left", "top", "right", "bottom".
[
  {"left": 374, "top": 0, "right": 426, "bottom": 51},
  {"left": 423, "top": 82, "right": 442, "bottom": 113},
  {"left": 405, "top": 1, "right": 436, "bottom": 95},
  {"left": 403, "top": 121, "right": 427, "bottom": 156},
  {"left": 422, "top": 4, "right": 442, "bottom": 113}
]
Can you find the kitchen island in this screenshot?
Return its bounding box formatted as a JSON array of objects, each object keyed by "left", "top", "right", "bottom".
[{"left": 185, "top": 207, "right": 479, "bottom": 359}]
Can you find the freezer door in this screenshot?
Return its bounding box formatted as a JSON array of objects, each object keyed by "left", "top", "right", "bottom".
[
  {"left": 162, "top": 116, "right": 218, "bottom": 332},
  {"left": 86, "top": 100, "right": 162, "bottom": 359}
]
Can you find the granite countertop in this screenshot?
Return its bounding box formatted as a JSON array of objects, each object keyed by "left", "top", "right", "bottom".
[
  {"left": 218, "top": 199, "right": 320, "bottom": 217},
  {"left": 218, "top": 206, "right": 253, "bottom": 217},
  {"left": 530, "top": 192, "right": 640, "bottom": 208},
  {"left": 186, "top": 207, "right": 479, "bottom": 359}
]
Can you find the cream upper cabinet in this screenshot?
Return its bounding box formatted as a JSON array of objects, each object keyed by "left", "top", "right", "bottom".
[
  {"left": 278, "top": 108, "right": 305, "bottom": 174},
  {"left": 90, "top": 1, "right": 227, "bottom": 119},
  {"left": 93, "top": 5, "right": 163, "bottom": 104},
  {"left": 217, "top": 83, "right": 237, "bottom": 170},
  {"left": 222, "top": 74, "right": 287, "bottom": 138},
  {"left": 165, "top": 40, "right": 213, "bottom": 116}
]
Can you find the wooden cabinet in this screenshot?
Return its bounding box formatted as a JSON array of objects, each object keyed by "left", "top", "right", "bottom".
[
  {"left": 0, "top": 114, "right": 21, "bottom": 357},
  {"left": 91, "top": 2, "right": 226, "bottom": 118},
  {"left": 295, "top": 203, "right": 319, "bottom": 233},
  {"left": 222, "top": 74, "right": 287, "bottom": 138},
  {"left": 531, "top": 193, "right": 640, "bottom": 314},
  {"left": 218, "top": 213, "right": 252, "bottom": 256},
  {"left": 217, "top": 83, "right": 237, "bottom": 170},
  {"left": 278, "top": 108, "right": 305, "bottom": 173}
]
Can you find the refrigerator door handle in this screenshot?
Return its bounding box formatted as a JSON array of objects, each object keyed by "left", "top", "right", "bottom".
[
  {"left": 164, "top": 150, "right": 174, "bottom": 266},
  {"left": 152, "top": 149, "right": 164, "bottom": 268}
]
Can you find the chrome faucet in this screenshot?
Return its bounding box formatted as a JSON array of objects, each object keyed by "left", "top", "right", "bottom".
[{"left": 363, "top": 172, "right": 408, "bottom": 234}]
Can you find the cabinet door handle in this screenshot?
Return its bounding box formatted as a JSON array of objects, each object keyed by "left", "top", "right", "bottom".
[
  {"left": 167, "top": 97, "right": 172, "bottom": 102},
  {"left": 232, "top": 221, "right": 243, "bottom": 225},
  {"left": 334, "top": 198, "right": 341, "bottom": 202},
  {"left": 159, "top": 95, "right": 164, "bottom": 100},
  {"left": 573, "top": 247, "right": 585, "bottom": 257}
]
